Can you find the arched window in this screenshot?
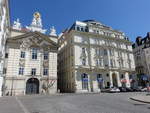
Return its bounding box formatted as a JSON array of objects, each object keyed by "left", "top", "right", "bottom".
[{"left": 81, "top": 73, "right": 88, "bottom": 90}]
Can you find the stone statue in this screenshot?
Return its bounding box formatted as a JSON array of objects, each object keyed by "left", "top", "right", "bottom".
[
  {"left": 49, "top": 26, "right": 57, "bottom": 36},
  {"left": 12, "top": 18, "right": 22, "bottom": 30},
  {"left": 26, "top": 12, "right": 46, "bottom": 33}
]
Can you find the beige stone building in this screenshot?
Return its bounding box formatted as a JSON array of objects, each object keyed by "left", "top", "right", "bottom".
[
  {"left": 58, "top": 20, "right": 135, "bottom": 93},
  {"left": 0, "top": 0, "right": 10, "bottom": 96},
  {"left": 132, "top": 33, "right": 150, "bottom": 87},
  {"left": 3, "top": 13, "right": 58, "bottom": 96}
]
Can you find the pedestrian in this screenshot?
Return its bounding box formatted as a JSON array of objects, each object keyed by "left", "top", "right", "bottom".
[{"left": 146, "top": 81, "right": 150, "bottom": 95}]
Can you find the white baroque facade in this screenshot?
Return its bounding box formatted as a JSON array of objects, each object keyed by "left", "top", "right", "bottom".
[
  {"left": 58, "top": 20, "right": 135, "bottom": 93},
  {"left": 0, "top": 0, "right": 10, "bottom": 96},
  {"left": 3, "top": 13, "right": 58, "bottom": 96}
]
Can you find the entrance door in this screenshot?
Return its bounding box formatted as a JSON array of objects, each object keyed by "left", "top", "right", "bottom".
[
  {"left": 26, "top": 78, "right": 39, "bottom": 94},
  {"left": 112, "top": 73, "right": 118, "bottom": 87},
  {"left": 81, "top": 73, "right": 88, "bottom": 90}
]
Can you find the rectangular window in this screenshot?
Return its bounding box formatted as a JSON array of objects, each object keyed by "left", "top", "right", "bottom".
[
  {"left": 109, "top": 49, "right": 113, "bottom": 56},
  {"left": 77, "top": 26, "right": 80, "bottom": 31},
  {"left": 3, "top": 68, "right": 7, "bottom": 74},
  {"left": 104, "top": 49, "right": 107, "bottom": 56},
  {"left": 110, "top": 59, "right": 113, "bottom": 67},
  {"left": 82, "top": 58, "right": 86, "bottom": 66},
  {"left": 43, "top": 68, "right": 48, "bottom": 75},
  {"left": 32, "top": 48, "right": 37, "bottom": 59},
  {"left": 96, "top": 59, "right": 99, "bottom": 66},
  {"left": 99, "top": 59, "right": 102, "bottom": 66},
  {"left": 19, "top": 67, "right": 24, "bottom": 75},
  {"left": 121, "top": 74, "right": 124, "bottom": 79},
  {"left": 20, "top": 51, "right": 25, "bottom": 58},
  {"left": 5, "top": 53, "right": 8, "bottom": 58},
  {"left": 44, "top": 52, "right": 48, "bottom": 60},
  {"left": 31, "top": 68, "right": 36, "bottom": 75},
  {"left": 82, "top": 48, "right": 86, "bottom": 54},
  {"left": 81, "top": 27, "right": 84, "bottom": 32}
]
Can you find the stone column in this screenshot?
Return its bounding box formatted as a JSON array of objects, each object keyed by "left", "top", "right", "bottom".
[
  {"left": 116, "top": 72, "right": 122, "bottom": 87},
  {"left": 109, "top": 71, "right": 113, "bottom": 87},
  {"left": 89, "top": 73, "right": 93, "bottom": 92},
  {"left": 0, "top": 60, "right": 4, "bottom": 97},
  {"left": 125, "top": 72, "right": 130, "bottom": 88}
]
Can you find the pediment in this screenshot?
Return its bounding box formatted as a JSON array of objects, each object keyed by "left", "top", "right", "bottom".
[{"left": 7, "top": 31, "right": 58, "bottom": 50}]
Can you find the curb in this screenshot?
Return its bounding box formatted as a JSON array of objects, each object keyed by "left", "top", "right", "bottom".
[{"left": 130, "top": 97, "right": 150, "bottom": 104}]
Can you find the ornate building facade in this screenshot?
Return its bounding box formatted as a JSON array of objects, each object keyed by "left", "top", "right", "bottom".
[
  {"left": 132, "top": 33, "right": 150, "bottom": 87},
  {"left": 58, "top": 20, "right": 135, "bottom": 93},
  {"left": 0, "top": 0, "right": 10, "bottom": 96},
  {"left": 3, "top": 12, "right": 58, "bottom": 96}
]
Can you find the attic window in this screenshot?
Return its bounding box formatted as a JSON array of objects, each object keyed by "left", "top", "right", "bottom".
[{"left": 77, "top": 26, "right": 80, "bottom": 31}]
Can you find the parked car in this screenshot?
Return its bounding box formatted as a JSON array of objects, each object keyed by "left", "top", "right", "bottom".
[
  {"left": 125, "top": 87, "right": 134, "bottom": 92},
  {"left": 131, "top": 87, "right": 142, "bottom": 92},
  {"left": 118, "top": 87, "right": 127, "bottom": 92},
  {"left": 140, "top": 87, "right": 147, "bottom": 92},
  {"left": 101, "top": 88, "right": 109, "bottom": 93},
  {"left": 109, "top": 87, "right": 120, "bottom": 93}
]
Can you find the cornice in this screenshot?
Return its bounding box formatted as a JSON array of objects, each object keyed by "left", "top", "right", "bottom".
[{"left": 70, "top": 30, "right": 132, "bottom": 45}]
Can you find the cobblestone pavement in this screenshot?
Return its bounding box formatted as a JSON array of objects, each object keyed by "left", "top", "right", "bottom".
[{"left": 0, "top": 92, "right": 150, "bottom": 113}]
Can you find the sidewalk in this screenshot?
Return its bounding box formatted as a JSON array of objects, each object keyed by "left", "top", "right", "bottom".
[{"left": 130, "top": 94, "right": 150, "bottom": 104}]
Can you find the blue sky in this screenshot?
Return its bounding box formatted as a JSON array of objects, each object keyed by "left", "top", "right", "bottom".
[{"left": 10, "top": 0, "right": 150, "bottom": 42}]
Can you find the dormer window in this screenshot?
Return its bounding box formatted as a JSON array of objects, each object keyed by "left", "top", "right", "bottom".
[
  {"left": 81, "top": 28, "right": 84, "bottom": 32},
  {"left": 77, "top": 26, "right": 80, "bottom": 31}
]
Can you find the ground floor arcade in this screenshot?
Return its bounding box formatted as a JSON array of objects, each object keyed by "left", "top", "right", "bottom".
[{"left": 74, "top": 69, "right": 136, "bottom": 93}]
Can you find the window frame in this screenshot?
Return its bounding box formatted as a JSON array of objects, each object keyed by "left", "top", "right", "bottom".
[
  {"left": 44, "top": 52, "right": 49, "bottom": 60},
  {"left": 32, "top": 48, "right": 38, "bottom": 60},
  {"left": 19, "top": 67, "right": 24, "bottom": 75},
  {"left": 43, "top": 68, "right": 48, "bottom": 76},
  {"left": 31, "top": 68, "right": 36, "bottom": 76},
  {"left": 20, "top": 51, "right": 25, "bottom": 58}
]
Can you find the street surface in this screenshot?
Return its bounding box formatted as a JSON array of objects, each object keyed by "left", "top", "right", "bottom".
[{"left": 0, "top": 92, "right": 150, "bottom": 113}]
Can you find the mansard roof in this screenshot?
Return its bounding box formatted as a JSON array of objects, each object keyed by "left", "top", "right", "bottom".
[
  {"left": 7, "top": 31, "right": 58, "bottom": 48},
  {"left": 82, "top": 19, "right": 103, "bottom": 25},
  {"left": 133, "top": 32, "right": 150, "bottom": 49}
]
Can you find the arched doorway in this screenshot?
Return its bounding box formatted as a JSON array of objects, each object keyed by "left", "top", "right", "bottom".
[
  {"left": 112, "top": 73, "right": 118, "bottom": 87},
  {"left": 26, "top": 78, "right": 39, "bottom": 94}
]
